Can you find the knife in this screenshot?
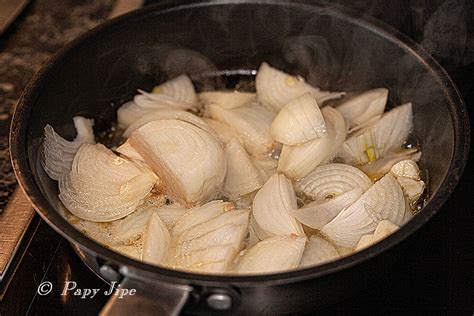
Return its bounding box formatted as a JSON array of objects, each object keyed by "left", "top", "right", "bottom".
[{"left": 0, "top": 0, "right": 29, "bottom": 35}]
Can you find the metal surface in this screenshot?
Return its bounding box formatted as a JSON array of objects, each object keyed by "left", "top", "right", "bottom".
[
  {"left": 0, "top": 0, "right": 29, "bottom": 35},
  {"left": 206, "top": 293, "right": 233, "bottom": 310},
  {"left": 8, "top": 0, "right": 470, "bottom": 313}
]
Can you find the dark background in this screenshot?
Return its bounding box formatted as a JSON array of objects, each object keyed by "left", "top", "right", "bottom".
[{"left": 0, "top": 0, "right": 472, "bottom": 315}]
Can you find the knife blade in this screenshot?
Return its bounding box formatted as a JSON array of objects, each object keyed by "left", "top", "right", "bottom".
[{"left": 0, "top": 0, "right": 29, "bottom": 35}]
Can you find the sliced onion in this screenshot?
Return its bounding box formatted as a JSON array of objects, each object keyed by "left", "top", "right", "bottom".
[
  {"left": 172, "top": 200, "right": 235, "bottom": 236},
  {"left": 321, "top": 173, "right": 406, "bottom": 248},
  {"left": 292, "top": 188, "right": 363, "bottom": 229},
  {"left": 390, "top": 159, "right": 420, "bottom": 180},
  {"left": 359, "top": 149, "right": 420, "bottom": 181},
  {"left": 108, "top": 207, "right": 153, "bottom": 243},
  {"left": 59, "top": 144, "right": 157, "bottom": 222},
  {"left": 397, "top": 177, "right": 425, "bottom": 206},
  {"left": 270, "top": 93, "right": 327, "bottom": 145},
  {"left": 355, "top": 234, "right": 374, "bottom": 251},
  {"left": 123, "top": 110, "right": 211, "bottom": 138},
  {"left": 256, "top": 62, "right": 344, "bottom": 111},
  {"left": 335, "top": 88, "right": 388, "bottom": 129},
  {"left": 278, "top": 107, "right": 347, "bottom": 179},
  {"left": 222, "top": 139, "right": 265, "bottom": 199},
  {"left": 295, "top": 163, "right": 372, "bottom": 200},
  {"left": 372, "top": 220, "right": 399, "bottom": 242},
  {"left": 253, "top": 158, "right": 279, "bottom": 183},
  {"left": 390, "top": 159, "right": 424, "bottom": 207},
  {"left": 299, "top": 235, "right": 340, "bottom": 267},
  {"left": 117, "top": 101, "right": 156, "bottom": 129},
  {"left": 117, "top": 75, "right": 197, "bottom": 129},
  {"left": 116, "top": 140, "right": 145, "bottom": 162},
  {"left": 42, "top": 116, "right": 95, "bottom": 180},
  {"left": 207, "top": 102, "right": 275, "bottom": 157},
  {"left": 170, "top": 209, "right": 249, "bottom": 273},
  {"left": 202, "top": 118, "right": 244, "bottom": 146},
  {"left": 129, "top": 119, "right": 226, "bottom": 207},
  {"left": 154, "top": 206, "right": 187, "bottom": 230},
  {"left": 199, "top": 90, "right": 256, "bottom": 109},
  {"left": 142, "top": 212, "right": 171, "bottom": 265},
  {"left": 150, "top": 74, "right": 197, "bottom": 106},
  {"left": 234, "top": 234, "right": 306, "bottom": 274},
  {"left": 252, "top": 174, "right": 305, "bottom": 237},
  {"left": 340, "top": 103, "right": 413, "bottom": 165}
]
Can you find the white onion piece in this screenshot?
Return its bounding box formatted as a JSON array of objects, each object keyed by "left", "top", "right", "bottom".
[
  {"left": 171, "top": 209, "right": 249, "bottom": 273},
  {"left": 129, "top": 119, "right": 226, "bottom": 207},
  {"left": 202, "top": 118, "right": 243, "bottom": 146},
  {"left": 149, "top": 74, "right": 197, "bottom": 106},
  {"left": 199, "top": 90, "right": 256, "bottom": 109},
  {"left": 256, "top": 62, "right": 344, "bottom": 111},
  {"left": 359, "top": 149, "right": 420, "bottom": 181},
  {"left": 42, "top": 116, "right": 95, "bottom": 180},
  {"left": 59, "top": 144, "right": 157, "bottom": 222},
  {"left": 340, "top": 103, "right": 413, "bottom": 165},
  {"left": 117, "top": 75, "right": 197, "bottom": 128},
  {"left": 234, "top": 234, "right": 306, "bottom": 274},
  {"left": 252, "top": 174, "right": 305, "bottom": 237},
  {"left": 278, "top": 107, "right": 347, "bottom": 179},
  {"left": 116, "top": 140, "right": 145, "bottom": 162},
  {"left": 355, "top": 234, "right": 374, "bottom": 251},
  {"left": 108, "top": 207, "right": 153, "bottom": 243},
  {"left": 372, "top": 220, "right": 399, "bottom": 243},
  {"left": 397, "top": 177, "right": 425, "bottom": 205},
  {"left": 253, "top": 158, "right": 279, "bottom": 183},
  {"left": 296, "top": 163, "right": 372, "bottom": 200},
  {"left": 292, "top": 188, "right": 363, "bottom": 229},
  {"left": 207, "top": 102, "right": 275, "bottom": 157},
  {"left": 154, "top": 206, "right": 187, "bottom": 230},
  {"left": 123, "top": 110, "right": 211, "bottom": 137},
  {"left": 321, "top": 173, "right": 406, "bottom": 248},
  {"left": 335, "top": 88, "right": 388, "bottom": 129},
  {"left": 390, "top": 159, "right": 420, "bottom": 180},
  {"left": 270, "top": 93, "right": 327, "bottom": 145},
  {"left": 390, "top": 159, "right": 424, "bottom": 206},
  {"left": 172, "top": 200, "right": 235, "bottom": 236},
  {"left": 142, "top": 212, "right": 171, "bottom": 265},
  {"left": 299, "top": 235, "right": 340, "bottom": 267},
  {"left": 222, "top": 139, "right": 265, "bottom": 199}
]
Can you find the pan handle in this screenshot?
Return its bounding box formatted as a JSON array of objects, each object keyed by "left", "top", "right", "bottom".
[{"left": 99, "top": 267, "right": 192, "bottom": 316}]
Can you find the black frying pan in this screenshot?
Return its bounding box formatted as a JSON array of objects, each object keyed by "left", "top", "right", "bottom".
[{"left": 9, "top": 1, "right": 470, "bottom": 314}]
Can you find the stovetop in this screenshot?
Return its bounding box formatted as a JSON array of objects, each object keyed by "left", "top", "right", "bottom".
[{"left": 0, "top": 1, "right": 473, "bottom": 314}]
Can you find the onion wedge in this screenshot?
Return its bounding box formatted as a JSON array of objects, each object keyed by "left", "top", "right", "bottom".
[
  {"left": 59, "top": 144, "right": 157, "bottom": 222},
  {"left": 335, "top": 88, "right": 388, "bottom": 129},
  {"left": 123, "top": 110, "right": 211, "bottom": 138},
  {"left": 42, "top": 116, "right": 95, "bottom": 181},
  {"left": 340, "top": 103, "right": 413, "bottom": 165},
  {"left": 199, "top": 90, "right": 256, "bottom": 109},
  {"left": 142, "top": 212, "right": 171, "bottom": 265},
  {"left": 128, "top": 119, "right": 226, "bottom": 207},
  {"left": 321, "top": 173, "right": 406, "bottom": 248},
  {"left": 222, "top": 139, "right": 265, "bottom": 199},
  {"left": 234, "top": 234, "right": 306, "bottom": 274},
  {"left": 170, "top": 209, "right": 249, "bottom": 273},
  {"left": 256, "top": 62, "right": 344, "bottom": 111},
  {"left": 299, "top": 235, "right": 340, "bottom": 267},
  {"left": 278, "top": 106, "right": 347, "bottom": 179},
  {"left": 271, "top": 93, "right": 327, "bottom": 145},
  {"left": 252, "top": 174, "right": 305, "bottom": 237},
  {"left": 117, "top": 75, "right": 197, "bottom": 128},
  {"left": 207, "top": 102, "right": 276, "bottom": 157}
]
